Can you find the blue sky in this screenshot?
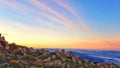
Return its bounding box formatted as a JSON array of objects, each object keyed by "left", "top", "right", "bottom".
[
  {"left": 0, "top": 0, "right": 120, "bottom": 49},
  {"left": 75, "top": 0, "right": 120, "bottom": 32}
]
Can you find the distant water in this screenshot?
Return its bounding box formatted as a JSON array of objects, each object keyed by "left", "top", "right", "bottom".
[
  {"left": 71, "top": 49, "right": 120, "bottom": 66},
  {"left": 46, "top": 49, "right": 120, "bottom": 66}
]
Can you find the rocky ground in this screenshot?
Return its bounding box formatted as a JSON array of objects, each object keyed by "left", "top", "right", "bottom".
[{"left": 0, "top": 33, "right": 119, "bottom": 68}]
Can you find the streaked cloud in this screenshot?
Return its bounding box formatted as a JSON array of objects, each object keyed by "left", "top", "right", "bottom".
[
  {"left": 0, "top": 0, "right": 61, "bottom": 30},
  {"left": 0, "top": 0, "right": 90, "bottom": 31},
  {"left": 28, "top": 0, "right": 81, "bottom": 30},
  {"left": 54, "top": 0, "right": 90, "bottom": 32}
]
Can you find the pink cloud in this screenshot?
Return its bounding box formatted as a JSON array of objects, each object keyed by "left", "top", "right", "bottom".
[{"left": 54, "top": 0, "right": 91, "bottom": 32}]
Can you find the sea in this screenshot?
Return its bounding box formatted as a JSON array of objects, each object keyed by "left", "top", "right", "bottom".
[{"left": 46, "top": 49, "right": 120, "bottom": 66}]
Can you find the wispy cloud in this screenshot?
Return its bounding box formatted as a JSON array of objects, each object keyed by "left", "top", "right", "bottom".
[
  {"left": 0, "top": 0, "right": 91, "bottom": 31},
  {"left": 0, "top": 0, "right": 61, "bottom": 30},
  {"left": 54, "top": 0, "right": 90, "bottom": 32},
  {"left": 28, "top": 0, "right": 80, "bottom": 30}
]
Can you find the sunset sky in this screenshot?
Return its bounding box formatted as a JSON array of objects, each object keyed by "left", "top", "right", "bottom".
[{"left": 0, "top": 0, "right": 120, "bottom": 50}]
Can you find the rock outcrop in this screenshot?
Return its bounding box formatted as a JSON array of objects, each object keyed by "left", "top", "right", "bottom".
[
  {"left": 0, "top": 33, "right": 9, "bottom": 50},
  {"left": 0, "top": 33, "right": 119, "bottom": 68}
]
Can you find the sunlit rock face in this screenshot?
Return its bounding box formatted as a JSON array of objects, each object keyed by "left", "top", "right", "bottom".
[{"left": 0, "top": 33, "right": 9, "bottom": 50}]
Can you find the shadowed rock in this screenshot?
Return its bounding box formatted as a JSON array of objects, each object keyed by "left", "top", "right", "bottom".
[{"left": 0, "top": 33, "right": 9, "bottom": 50}]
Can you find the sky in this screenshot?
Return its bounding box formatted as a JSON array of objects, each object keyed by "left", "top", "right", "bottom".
[{"left": 0, "top": 0, "right": 120, "bottom": 50}]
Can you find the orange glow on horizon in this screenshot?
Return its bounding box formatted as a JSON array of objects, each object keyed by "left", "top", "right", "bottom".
[{"left": 4, "top": 34, "right": 120, "bottom": 50}]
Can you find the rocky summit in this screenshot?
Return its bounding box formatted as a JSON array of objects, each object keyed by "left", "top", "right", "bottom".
[{"left": 0, "top": 33, "right": 119, "bottom": 68}]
